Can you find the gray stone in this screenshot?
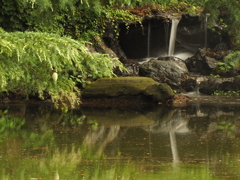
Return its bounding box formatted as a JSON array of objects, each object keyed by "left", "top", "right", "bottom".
[
  {"left": 139, "top": 59, "right": 189, "bottom": 89},
  {"left": 197, "top": 76, "right": 234, "bottom": 94}
]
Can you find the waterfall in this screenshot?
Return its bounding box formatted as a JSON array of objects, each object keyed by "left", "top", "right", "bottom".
[
  {"left": 194, "top": 77, "right": 205, "bottom": 95},
  {"left": 194, "top": 81, "right": 200, "bottom": 95},
  {"left": 168, "top": 18, "right": 180, "bottom": 57},
  {"left": 205, "top": 13, "right": 210, "bottom": 49},
  {"left": 164, "top": 20, "right": 170, "bottom": 55},
  {"left": 147, "top": 20, "right": 151, "bottom": 57}
]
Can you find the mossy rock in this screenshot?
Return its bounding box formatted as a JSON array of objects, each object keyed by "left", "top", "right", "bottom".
[{"left": 82, "top": 77, "right": 174, "bottom": 102}]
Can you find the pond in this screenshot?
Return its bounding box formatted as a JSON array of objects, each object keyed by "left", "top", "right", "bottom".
[{"left": 1, "top": 99, "right": 240, "bottom": 180}]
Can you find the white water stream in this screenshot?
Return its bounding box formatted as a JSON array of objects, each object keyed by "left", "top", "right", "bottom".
[
  {"left": 205, "top": 13, "right": 210, "bottom": 49},
  {"left": 144, "top": 16, "right": 199, "bottom": 62},
  {"left": 168, "top": 18, "right": 180, "bottom": 57},
  {"left": 147, "top": 20, "right": 151, "bottom": 57}
]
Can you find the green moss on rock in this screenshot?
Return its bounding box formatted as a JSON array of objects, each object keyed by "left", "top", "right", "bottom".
[{"left": 82, "top": 77, "right": 174, "bottom": 102}]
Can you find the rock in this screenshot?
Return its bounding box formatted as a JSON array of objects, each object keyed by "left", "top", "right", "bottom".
[
  {"left": 138, "top": 59, "right": 189, "bottom": 89},
  {"left": 233, "top": 75, "right": 240, "bottom": 87},
  {"left": 102, "top": 25, "right": 128, "bottom": 64},
  {"left": 185, "top": 48, "right": 218, "bottom": 75},
  {"left": 208, "top": 43, "right": 231, "bottom": 60},
  {"left": 115, "top": 59, "right": 140, "bottom": 76},
  {"left": 198, "top": 76, "right": 234, "bottom": 94},
  {"left": 92, "top": 36, "right": 119, "bottom": 59},
  {"left": 144, "top": 84, "right": 172, "bottom": 102},
  {"left": 81, "top": 77, "right": 174, "bottom": 102},
  {"left": 166, "top": 94, "right": 190, "bottom": 107},
  {"left": 181, "top": 76, "right": 199, "bottom": 92},
  {"left": 181, "top": 75, "right": 237, "bottom": 95}
]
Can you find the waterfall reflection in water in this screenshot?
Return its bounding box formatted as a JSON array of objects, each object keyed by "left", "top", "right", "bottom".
[{"left": 0, "top": 102, "right": 240, "bottom": 179}]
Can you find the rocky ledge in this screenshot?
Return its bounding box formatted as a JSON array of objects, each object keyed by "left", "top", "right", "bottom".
[{"left": 81, "top": 76, "right": 174, "bottom": 107}]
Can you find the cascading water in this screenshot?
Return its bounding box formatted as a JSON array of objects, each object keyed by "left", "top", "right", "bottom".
[
  {"left": 164, "top": 20, "right": 170, "bottom": 55},
  {"left": 205, "top": 13, "right": 210, "bottom": 49},
  {"left": 194, "top": 81, "right": 200, "bottom": 95},
  {"left": 168, "top": 17, "right": 181, "bottom": 57},
  {"left": 184, "top": 77, "right": 206, "bottom": 96},
  {"left": 147, "top": 20, "right": 151, "bottom": 57}
]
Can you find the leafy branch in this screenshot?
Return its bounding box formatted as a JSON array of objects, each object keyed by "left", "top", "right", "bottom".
[
  {"left": 0, "top": 29, "right": 125, "bottom": 107},
  {"left": 215, "top": 51, "right": 240, "bottom": 73}
]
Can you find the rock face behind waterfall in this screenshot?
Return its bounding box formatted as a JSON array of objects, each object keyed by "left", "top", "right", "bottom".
[
  {"left": 81, "top": 77, "right": 174, "bottom": 105},
  {"left": 139, "top": 59, "right": 189, "bottom": 89}
]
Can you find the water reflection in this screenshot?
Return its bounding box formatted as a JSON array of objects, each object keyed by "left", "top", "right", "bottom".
[{"left": 0, "top": 102, "right": 240, "bottom": 179}]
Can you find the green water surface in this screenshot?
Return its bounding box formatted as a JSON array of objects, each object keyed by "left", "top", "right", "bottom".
[{"left": 0, "top": 102, "right": 240, "bottom": 180}]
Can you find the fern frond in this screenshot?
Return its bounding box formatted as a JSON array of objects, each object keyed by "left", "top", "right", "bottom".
[{"left": 0, "top": 30, "right": 124, "bottom": 108}]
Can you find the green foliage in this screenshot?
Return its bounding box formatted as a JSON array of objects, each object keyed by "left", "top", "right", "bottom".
[
  {"left": 213, "top": 90, "right": 240, "bottom": 96},
  {"left": 0, "top": 0, "right": 204, "bottom": 36},
  {"left": 183, "top": 0, "right": 206, "bottom": 7},
  {"left": 87, "top": 119, "right": 99, "bottom": 129},
  {"left": 0, "top": 109, "right": 55, "bottom": 152},
  {"left": 217, "top": 120, "right": 236, "bottom": 139},
  {"left": 215, "top": 51, "right": 240, "bottom": 73},
  {"left": 0, "top": 0, "right": 33, "bottom": 31},
  {"left": 210, "top": 74, "right": 220, "bottom": 78},
  {"left": 66, "top": 7, "right": 143, "bottom": 41},
  {"left": 103, "top": 9, "right": 143, "bottom": 37},
  {"left": 204, "top": 0, "right": 240, "bottom": 43},
  {"left": 215, "top": 62, "right": 233, "bottom": 73},
  {"left": 21, "top": 129, "right": 55, "bottom": 148},
  {"left": 0, "top": 110, "right": 25, "bottom": 135},
  {"left": 224, "top": 51, "right": 240, "bottom": 66},
  {"left": 2, "top": 0, "right": 240, "bottom": 108},
  {"left": 0, "top": 29, "right": 125, "bottom": 107}
]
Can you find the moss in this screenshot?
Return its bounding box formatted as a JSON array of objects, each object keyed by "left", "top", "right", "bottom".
[
  {"left": 82, "top": 77, "right": 160, "bottom": 96},
  {"left": 82, "top": 77, "right": 174, "bottom": 102},
  {"left": 144, "top": 83, "right": 174, "bottom": 101}
]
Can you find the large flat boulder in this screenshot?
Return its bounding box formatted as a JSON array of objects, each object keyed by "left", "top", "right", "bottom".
[{"left": 81, "top": 77, "right": 174, "bottom": 102}]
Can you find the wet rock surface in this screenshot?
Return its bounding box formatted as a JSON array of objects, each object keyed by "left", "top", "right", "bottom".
[
  {"left": 197, "top": 76, "right": 234, "bottom": 95},
  {"left": 139, "top": 59, "right": 188, "bottom": 89},
  {"left": 185, "top": 95, "right": 240, "bottom": 105},
  {"left": 185, "top": 48, "right": 219, "bottom": 75}
]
